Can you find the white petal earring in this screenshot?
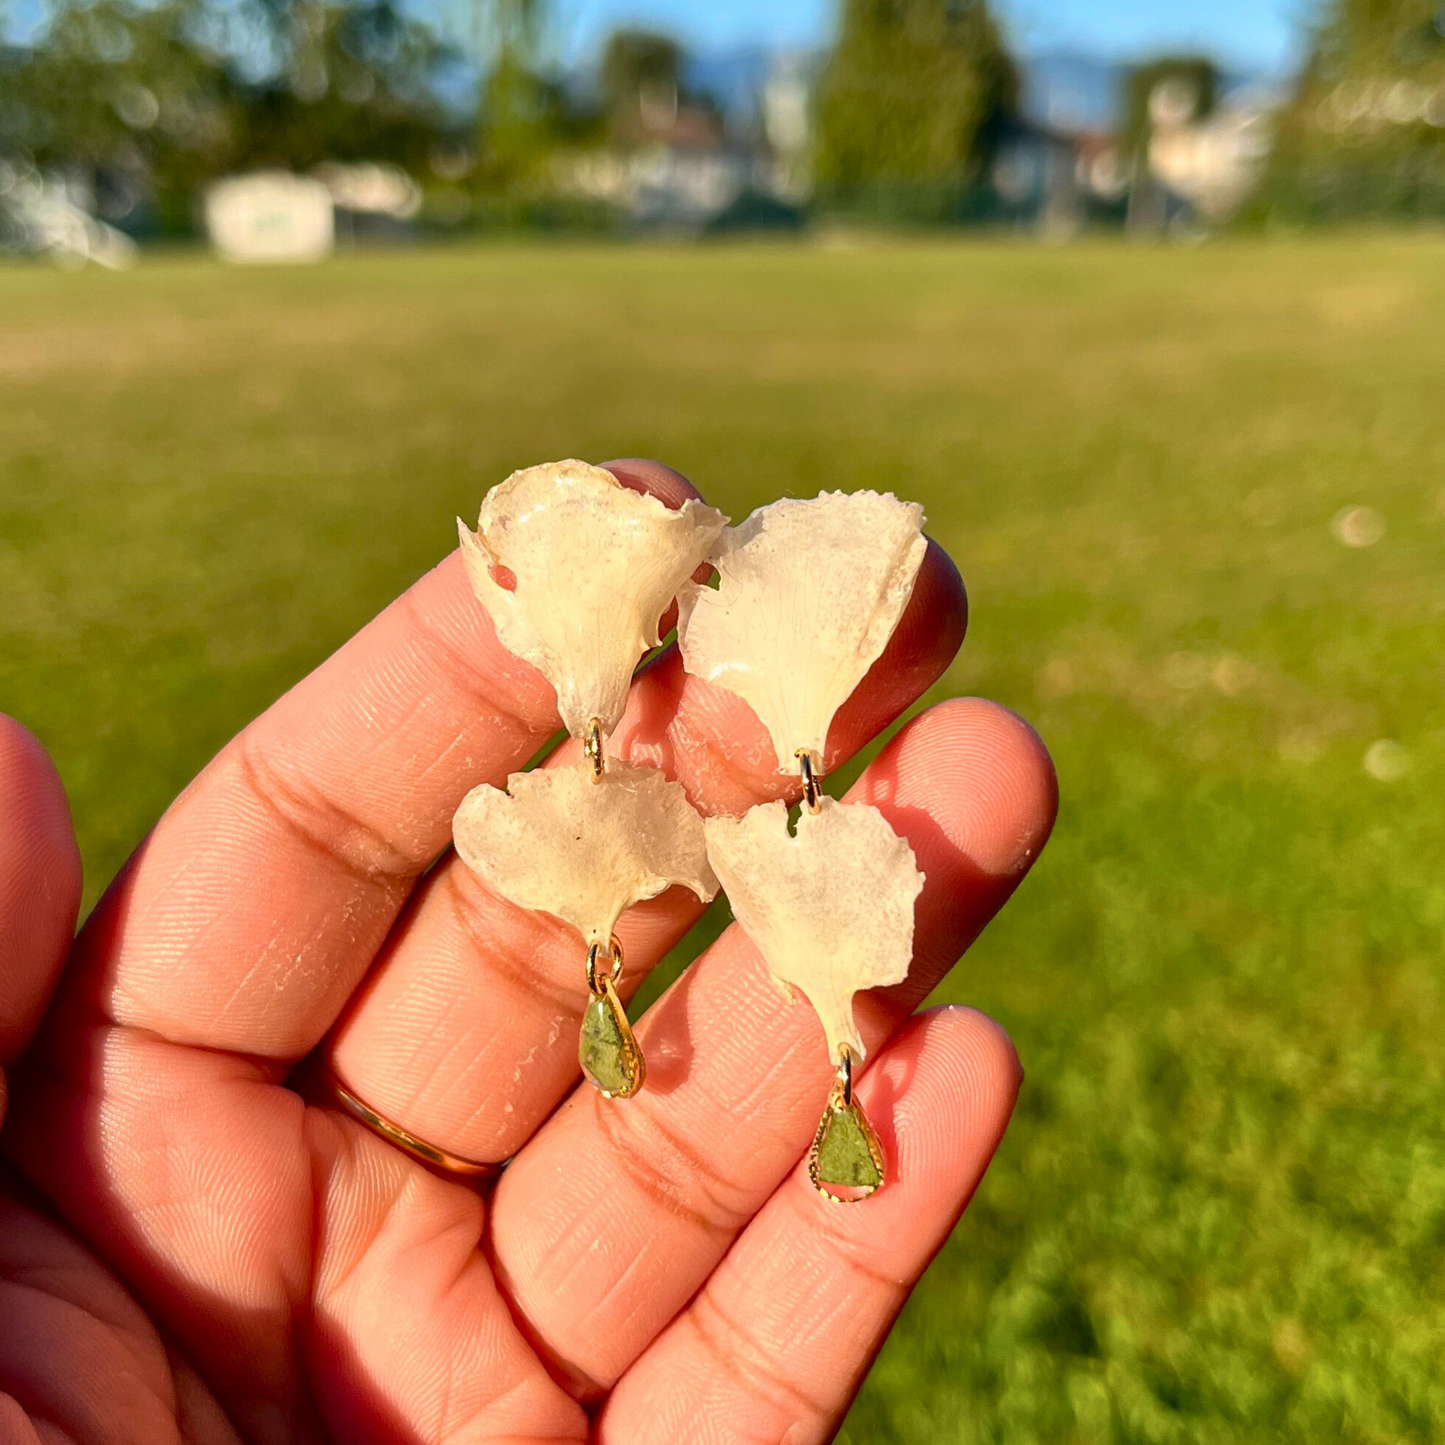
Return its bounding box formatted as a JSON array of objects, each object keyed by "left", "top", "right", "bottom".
[
  {"left": 677, "top": 490, "right": 927, "bottom": 772},
  {"left": 446, "top": 466, "right": 930, "bottom": 1161},
  {"left": 452, "top": 461, "right": 726, "bottom": 1097},
  {"left": 680, "top": 490, "right": 928, "bottom": 1200},
  {"left": 453, "top": 755, "right": 716, "bottom": 1097}
]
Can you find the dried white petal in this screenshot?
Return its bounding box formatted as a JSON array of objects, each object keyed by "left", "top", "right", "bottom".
[
  {"left": 453, "top": 760, "right": 717, "bottom": 944},
  {"left": 459, "top": 460, "right": 727, "bottom": 739},
  {"left": 704, "top": 798, "right": 922, "bottom": 1063},
  {"left": 678, "top": 491, "right": 926, "bottom": 771}
]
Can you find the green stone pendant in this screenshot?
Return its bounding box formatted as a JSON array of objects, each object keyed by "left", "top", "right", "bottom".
[
  {"left": 808, "top": 1049, "right": 885, "bottom": 1202},
  {"left": 579, "top": 977, "right": 646, "bottom": 1099},
  {"left": 815, "top": 1105, "right": 883, "bottom": 1189}
]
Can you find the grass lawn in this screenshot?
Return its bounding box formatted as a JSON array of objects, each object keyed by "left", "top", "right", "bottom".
[{"left": 2, "top": 236, "right": 1442, "bottom": 1442}]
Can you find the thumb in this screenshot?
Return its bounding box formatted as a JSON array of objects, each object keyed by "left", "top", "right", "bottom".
[{"left": 0, "top": 715, "right": 82, "bottom": 1121}]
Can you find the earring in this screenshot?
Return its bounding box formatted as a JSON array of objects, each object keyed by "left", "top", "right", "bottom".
[
  {"left": 451, "top": 461, "right": 726, "bottom": 1097},
  {"left": 453, "top": 749, "right": 716, "bottom": 1097},
  {"left": 679, "top": 491, "right": 928, "bottom": 1199}
]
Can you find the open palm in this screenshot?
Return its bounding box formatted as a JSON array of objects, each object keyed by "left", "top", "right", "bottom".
[{"left": 0, "top": 460, "right": 1056, "bottom": 1445}]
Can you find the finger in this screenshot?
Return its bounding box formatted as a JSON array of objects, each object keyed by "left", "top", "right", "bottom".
[
  {"left": 62, "top": 464, "right": 700, "bottom": 1060},
  {"left": 488, "top": 698, "right": 1056, "bottom": 1392},
  {"left": 2, "top": 465, "right": 709, "bottom": 1436},
  {"left": 599, "top": 1007, "right": 1019, "bottom": 1445},
  {"left": 598, "top": 456, "right": 700, "bottom": 512},
  {"left": 0, "top": 717, "right": 81, "bottom": 1122},
  {"left": 9, "top": 1019, "right": 585, "bottom": 1445},
  {"left": 0, "top": 1187, "right": 226, "bottom": 1445},
  {"left": 325, "top": 539, "right": 966, "bottom": 1161},
  {"left": 597, "top": 458, "right": 711, "bottom": 636},
  {"left": 303, "top": 1109, "right": 587, "bottom": 1444},
  {"left": 7, "top": 1026, "right": 319, "bottom": 1441}
]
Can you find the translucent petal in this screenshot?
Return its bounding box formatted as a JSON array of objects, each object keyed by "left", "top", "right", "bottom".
[
  {"left": 459, "top": 460, "right": 727, "bottom": 739},
  {"left": 677, "top": 491, "right": 926, "bottom": 771},
  {"left": 453, "top": 759, "right": 717, "bottom": 944},
  {"left": 704, "top": 798, "right": 922, "bottom": 1063}
]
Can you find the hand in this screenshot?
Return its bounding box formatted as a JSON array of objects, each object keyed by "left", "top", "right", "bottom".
[{"left": 0, "top": 460, "right": 1056, "bottom": 1445}]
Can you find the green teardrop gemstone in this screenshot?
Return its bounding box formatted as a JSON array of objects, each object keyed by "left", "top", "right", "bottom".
[
  {"left": 579, "top": 988, "right": 642, "bottom": 1097},
  {"left": 815, "top": 1104, "right": 883, "bottom": 1190}
]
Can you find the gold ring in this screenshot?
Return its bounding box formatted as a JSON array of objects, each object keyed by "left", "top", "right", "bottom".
[{"left": 309, "top": 1063, "right": 503, "bottom": 1182}]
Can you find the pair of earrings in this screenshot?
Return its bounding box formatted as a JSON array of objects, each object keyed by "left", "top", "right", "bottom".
[{"left": 450, "top": 461, "right": 927, "bottom": 1202}]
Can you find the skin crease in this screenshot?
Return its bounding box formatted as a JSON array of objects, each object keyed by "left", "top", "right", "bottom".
[{"left": 0, "top": 460, "right": 1058, "bottom": 1445}]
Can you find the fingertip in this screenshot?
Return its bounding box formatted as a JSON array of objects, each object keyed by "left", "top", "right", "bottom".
[
  {"left": 0, "top": 716, "right": 82, "bottom": 1060},
  {"left": 911, "top": 538, "right": 969, "bottom": 661},
  {"left": 601, "top": 464, "right": 713, "bottom": 609},
  {"left": 871, "top": 1004, "right": 1021, "bottom": 1127},
  {"left": 857, "top": 696, "right": 1057, "bottom": 883},
  {"left": 881, "top": 538, "right": 969, "bottom": 695},
  {"left": 0, "top": 715, "right": 76, "bottom": 843},
  {"left": 595, "top": 1008, "right": 1021, "bottom": 1445},
  {"left": 824, "top": 538, "right": 969, "bottom": 762},
  {"left": 924, "top": 1003, "right": 1023, "bottom": 1121},
  {"left": 856, "top": 1006, "right": 1020, "bottom": 1223},
  {"left": 600, "top": 459, "right": 704, "bottom": 511}
]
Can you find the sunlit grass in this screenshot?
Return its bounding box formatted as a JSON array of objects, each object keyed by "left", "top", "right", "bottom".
[{"left": 2, "top": 236, "right": 1442, "bottom": 1442}]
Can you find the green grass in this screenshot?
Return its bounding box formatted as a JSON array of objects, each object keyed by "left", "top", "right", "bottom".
[{"left": 2, "top": 237, "right": 1443, "bottom": 1443}]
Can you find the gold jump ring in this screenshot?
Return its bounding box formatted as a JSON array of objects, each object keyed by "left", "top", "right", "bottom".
[
  {"left": 796, "top": 748, "right": 823, "bottom": 814},
  {"left": 585, "top": 716, "right": 605, "bottom": 782},
  {"left": 585, "top": 934, "right": 624, "bottom": 994}
]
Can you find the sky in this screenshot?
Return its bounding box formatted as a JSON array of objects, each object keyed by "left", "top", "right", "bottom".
[
  {"left": 4, "top": 0, "right": 1312, "bottom": 78},
  {"left": 554, "top": 0, "right": 1310, "bottom": 77}
]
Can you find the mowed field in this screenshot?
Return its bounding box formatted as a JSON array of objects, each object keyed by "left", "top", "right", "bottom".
[{"left": 1, "top": 237, "right": 1442, "bottom": 1443}]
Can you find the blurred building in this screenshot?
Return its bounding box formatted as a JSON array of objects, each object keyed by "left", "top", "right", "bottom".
[
  {"left": 316, "top": 162, "right": 423, "bottom": 243},
  {"left": 204, "top": 173, "right": 335, "bottom": 263},
  {"left": 1149, "top": 83, "right": 1282, "bottom": 222},
  {"left": 761, "top": 51, "right": 815, "bottom": 202},
  {"left": 202, "top": 164, "right": 420, "bottom": 262},
  {"left": 1013, "top": 53, "right": 1282, "bottom": 228},
  {"left": 553, "top": 51, "right": 812, "bottom": 232},
  {"left": 988, "top": 121, "right": 1130, "bottom": 232},
  {"left": 986, "top": 54, "right": 1132, "bottom": 230}
]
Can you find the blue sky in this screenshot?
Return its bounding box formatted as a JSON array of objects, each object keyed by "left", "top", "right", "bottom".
[
  {"left": 554, "top": 0, "right": 1309, "bottom": 76},
  {"left": 6, "top": 0, "right": 1311, "bottom": 77}
]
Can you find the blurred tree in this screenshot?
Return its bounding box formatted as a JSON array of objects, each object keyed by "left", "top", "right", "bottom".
[
  {"left": 813, "top": 0, "right": 1016, "bottom": 192},
  {"left": 0, "top": 0, "right": 460, "bottom": 229},
  {"left": 599, "top": 28, "right": 680, "bottom": 134},
  {"left": 473, "top": 0, "right": 569, "bottom": 192},
  {"left": 1307, "top": 0, "right": 1445, "bottom": 90},
  {"left": 1251, "top": 0, "right": 1445, "bottom": 221},
  {"left": 0, "top": 0, "right": 238, "bottom": 224},
  {"left": 237, "top": 0, "right": 459, "bottom": 171}
]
